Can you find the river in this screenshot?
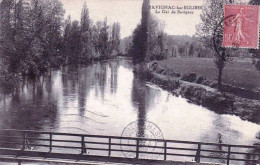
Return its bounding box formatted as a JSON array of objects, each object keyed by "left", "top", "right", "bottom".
[{"left": 0, "top": 58, "right": 259, "bottom": 164}]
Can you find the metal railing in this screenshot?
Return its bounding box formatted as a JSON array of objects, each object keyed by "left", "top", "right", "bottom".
[{"left": 0, "top": 129, "right": 259, "bottom": 165}]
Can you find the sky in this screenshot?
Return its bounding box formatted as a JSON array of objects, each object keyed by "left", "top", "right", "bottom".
[{"left": 60, "top": 0, "right": 205, "bottom": 38}]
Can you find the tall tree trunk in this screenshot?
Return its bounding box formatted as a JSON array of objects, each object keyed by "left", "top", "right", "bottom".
[
  {"left": 218, "top": 65, "right": 223, "bottom": 89},
  {"left": 216, "top": 50, "right": 226, "bottom": 90}
]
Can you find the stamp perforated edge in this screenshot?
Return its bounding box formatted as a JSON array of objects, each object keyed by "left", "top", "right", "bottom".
[{"left": 222, "top": 4, "right": 260, "bottom": 50}]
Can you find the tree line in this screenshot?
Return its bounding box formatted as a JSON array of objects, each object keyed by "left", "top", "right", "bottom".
[
  {"left": 0, "top": 0, "right": 121, "bottom": 93},
  {"left": 62, "top": 2, "right": 121, "bottom": 65}
]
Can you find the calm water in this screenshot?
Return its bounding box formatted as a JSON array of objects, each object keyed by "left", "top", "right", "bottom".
[{"left": 0, "top": 58, "right": 259, "bottom": 163}]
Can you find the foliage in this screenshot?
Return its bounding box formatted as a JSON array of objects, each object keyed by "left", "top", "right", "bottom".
[
  {"left": 0, "top": 0, "right": 121, "bottom": 93},
  {"left": 130, "top": 0, "right": 150, "bottom": 65},
  {"left": 0, "top": 0, "right": 65, "bottom": 94},
  {"left": 147, "top": 16, "right": 168, "bottom": 61},
  {"left": 129, "top": 0, "right": 168, "bottom": 64},
  {"left": 196, "top": 0, "right": 230, "bottom": 88}
]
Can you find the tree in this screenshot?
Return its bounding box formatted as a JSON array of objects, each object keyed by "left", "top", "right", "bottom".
[
  {"left": 80, "top": 1, "right": 92, "bottom": 62},
  {"left": 69, "top": 20, "right": 81, "bottom": 63},
  {"left": 0, "top": 0, "right": 22, "bottom": 93},
  {"left": 129, "top": 24, "right": 143, "bottom": 64},
  {"left": 178, "top": 46, "right": 185, "bottom": 56},
  {"left": 196, "top": 0, "right": 231, "bottom": 89},
  {"left": 0, "top": 0, "right": 121, "bottom": 93},
  {"left": 99, "top": 18, "right": 109, "bottom": 58},
  {"left": 42, "top": 0, "right": 65, "bottom": 68},
  {"left": 62, "top": 15, "right": 72, "bottom": 64},
  {"left": 148, "top": 16, "right": 167, "bottom": 60},
  {"left": 0, "top": 0, "right": 65, "bottom": 78},
  {"left": 111, "top": 22, "right": 121, "bottom": 54},
  {"left": 131, "top": 0, "right": 150, "bottom": 64},
  {"left": 189, "top": 44, "right": 194, "bottom": 57}
]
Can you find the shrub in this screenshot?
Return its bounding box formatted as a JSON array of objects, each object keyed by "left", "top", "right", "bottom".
[
  {"left": 209, "top": 81, "right": 218, "bottom": 88},
  {"left": 254, "top": 59, "right": 260, "bottom": 71},
  {"left": 181, "top": 73, "right": 197, "bottom": 82},
  {"left": 134, "top": 63, "right": 154, "bottom": 81},
  {"left": 195, "top": 76, "right": 205, "bottom": 84}
]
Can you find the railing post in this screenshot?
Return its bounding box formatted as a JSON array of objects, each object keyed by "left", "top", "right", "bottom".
[
  {"left": 195, "top": 143, "right": 201, "bottom": 163},
  {"left": 49, "top": 133, "right": 52, "bottom": 152},
  {"left": 22, "top": 133, "right": 26, "bottom": 150},
  {"left": 136, "top": 139, "right": 139, "bottom": 159},
  {"left": 81, "top": 136, "right": 85, "bottom": 154},
  {"left": 164, "top": 141, "right": 167, "bottom": 160},
  {"left": 227, "top": 146, "right": 231, "bottom": 165},
  {"left": 108, "top": 137, "right": 111, "bottom": 157}
]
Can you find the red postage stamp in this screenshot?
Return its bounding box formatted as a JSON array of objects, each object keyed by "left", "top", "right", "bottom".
[{"left": 223, "top": 5, "right": 259, "bottom": 49}]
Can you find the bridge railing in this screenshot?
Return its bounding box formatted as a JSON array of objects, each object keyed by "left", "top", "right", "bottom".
[{"left": 0, "top": 129, "right": 259, "bottom": 165}]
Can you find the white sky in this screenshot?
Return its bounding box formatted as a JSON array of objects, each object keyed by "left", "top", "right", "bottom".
[{"left": 60, "top": 0, "right": 205, "bottom": 38}]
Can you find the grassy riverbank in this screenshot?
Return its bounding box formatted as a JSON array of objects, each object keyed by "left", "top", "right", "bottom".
[
  {"left": 134, "top": 61, "right": 260, "bottom": 123},
  {"left": 158, "top": 57, "right": 260, "bottom": 91}
]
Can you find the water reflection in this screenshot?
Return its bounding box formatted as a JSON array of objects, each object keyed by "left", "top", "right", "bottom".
[{"left": 0, "top": 58, "right": 259, "bottom": 164}]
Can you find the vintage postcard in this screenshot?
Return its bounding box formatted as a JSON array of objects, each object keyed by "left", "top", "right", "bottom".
[{"left": 0, "top": 0, "right": 259, "bottom": 165}]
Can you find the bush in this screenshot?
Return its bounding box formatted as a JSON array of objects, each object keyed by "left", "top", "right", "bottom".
[
  {"left": 254, "top": 59, "right": 260, "bottom": 71},
  {"left": 134, "top": 63, "right": 154, "bottom": 81},
  {"left": 209, "top": 81, "right": 218, "bottom": 88},
  {"left": 181, "top": 73, "right": 197, "bottom": 82},
  {"left": 148, "top": 61, "right": 158, "bottom": 71},
  {"left": 195, "top": 76, "right": 205, "bottom": 84}
]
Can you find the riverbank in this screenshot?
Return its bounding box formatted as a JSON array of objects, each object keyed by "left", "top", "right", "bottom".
[
  {"left": 134, "top": 62, "right": 260, "bottom": 124},
  {"left": 158, "top": 58, "right": 260, "bottom": 92}
]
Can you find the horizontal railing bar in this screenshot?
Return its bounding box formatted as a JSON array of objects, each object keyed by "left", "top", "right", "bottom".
[
  {"left": 200, "top": 143, "right": 259, "bottom": 148},
  {"left": 0, "top": 136, "right": 22, "bottom": 139},
  {"left": 26, "top": 137, "right": 51, "bottom": 142},
  {"left": 229, "top": 157, "right": 259, "bottom": 162},
  {"left": 230, "top": 151, "right": 260, "bottom": 156},
  {"left": 84, "top": 141, "right": 108, "bottom": 145},
  {"left": 167, "top": 147, "right": 197, "bottom": 151},
  {"left": 1, "top": 129, "right": 259, "bottom": 149},
  {"left": 52, "top": 139, "right": 81, "bottom": 143},
  {"left": 111, "top": 143, "right": 165, "bottom": 149},
  {"left": 84, "top": 147, "right": 150, "bottom": 154},
  {"left": 110, "top": 148, "right": 137, "bottom": 153},
  {"left": 139, "top": 145, "right": 165, "bottom": 149},
  {"left": 25, "top": 143, "right": 50, "bottom": 147},
  {"left": 0, "top": 141, "right": 22, "bottom": 145},
  {"left": 111, "top": 143, "right": 136, "bottom": 147},
  {"left": 201, "top": 155, "right": 258, "bottom": 162},
  {"left": 51, "top": 145, "right": 81, "bottom": 149},
  {"left": 229, "top": 145, "right": 260, "bottom": 148},
  {"left": 166, "top": 153, "right": 196, "bottom": 157},
  {"left": 167, "top": 141, "right": 200, "bottom": 145},
  {"left": 138, "top": 151, "right": 164, "bottom": 155},
  {"left": 200, "top": 155, "right": 229, "bottom": 160},
  {"left": 201, "top": 149, "right": 228, "bottom": 154},
  {"left": 83, "top": 147, "right": 110, "bottom": 151}
]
